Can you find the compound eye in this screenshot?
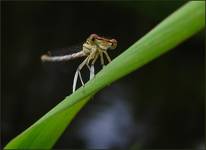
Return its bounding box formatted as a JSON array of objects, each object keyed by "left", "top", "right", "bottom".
[
  {"left": 110, "top": 39, "right": 117, "bottom": 49},
  {"left": 90, "top": 34, "right": 97, "bottom": 41},
  {"left": 110, "top": 39, "right": 117, "bottom": 43},
  {"left": 91, "top": 37, "right": 95, "bottom": 42}
]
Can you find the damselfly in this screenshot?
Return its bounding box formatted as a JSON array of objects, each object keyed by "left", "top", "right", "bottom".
[{"left": 41, "top": 34, "right": 117, "bottom": 92}]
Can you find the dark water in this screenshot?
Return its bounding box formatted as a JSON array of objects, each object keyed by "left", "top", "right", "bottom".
[{"left": 2, "top": 1, "right": 205, "bottom": 149}]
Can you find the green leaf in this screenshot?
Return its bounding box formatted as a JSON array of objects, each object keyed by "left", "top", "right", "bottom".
[{"left": 5, "top": 1, "right": 205, "bottom": 149}]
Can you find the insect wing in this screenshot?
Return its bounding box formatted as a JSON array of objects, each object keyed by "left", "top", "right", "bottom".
[{"left": 47, "top": 43, "right": 83, "bottom": 57}]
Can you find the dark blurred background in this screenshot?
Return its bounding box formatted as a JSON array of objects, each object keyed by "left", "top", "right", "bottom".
[{"left": 1, "top": 1, "right": 205, "bottom": 149}]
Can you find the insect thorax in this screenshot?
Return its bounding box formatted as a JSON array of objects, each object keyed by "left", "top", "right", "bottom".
[{"left": 83, "top": 43, "right": 96, "bottom": 55}]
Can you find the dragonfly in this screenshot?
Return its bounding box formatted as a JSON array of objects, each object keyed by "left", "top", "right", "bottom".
[{"left": 41, "top": 34, "right": 117, "bottom": 92}]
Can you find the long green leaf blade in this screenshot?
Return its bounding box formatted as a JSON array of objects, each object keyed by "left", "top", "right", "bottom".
[{"left": 5, "top": 1, "right": 205, "bottom": 149}]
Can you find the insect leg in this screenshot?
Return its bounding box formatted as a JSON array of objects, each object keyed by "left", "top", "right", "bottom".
[
  {"left": 73, "top": 71, "right": 79, "bottom": 93},
  {"left": 86, "top": 64, "right": 91, "bottom": 70},
  {"left": 90, "top": 65, "right": 95, "bottom": 80},
  {"left": 78, "top": 71, "right": 84, "bottom": 86},
  {"left": 73, "top": 57, "right": 89, "bottom": 92},
  {"left": 100, "top": 52, "right": 105, "bottom": 68},
  {"left": 86, "top": 63, "right": 94, "bottom": 80},
  {"left": 103, "top": 51, "right": 112, "bottom": 63},
  {"left": 90, "top": 53, "right": 99, "bottom": 79},
  {"left": 91, "top": 53, "right": 99, "bottom": 65}
]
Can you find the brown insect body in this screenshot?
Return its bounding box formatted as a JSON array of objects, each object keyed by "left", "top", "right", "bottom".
[{"left": 41, "top": 34, "right": 117, "bottom": 92}]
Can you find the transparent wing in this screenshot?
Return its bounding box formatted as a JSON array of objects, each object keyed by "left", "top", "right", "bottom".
[{"left": 46, "top": 43, "right": 83, "bottom": 56}]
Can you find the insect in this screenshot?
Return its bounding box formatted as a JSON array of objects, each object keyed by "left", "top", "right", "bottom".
[{"left": 41, "top": 34, "right": 117, "bottom": 92}]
